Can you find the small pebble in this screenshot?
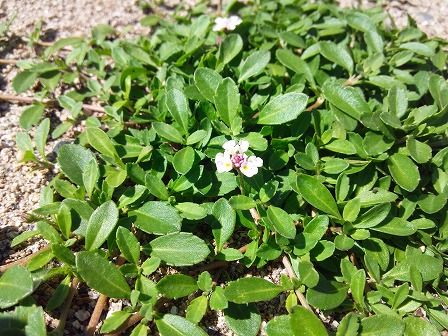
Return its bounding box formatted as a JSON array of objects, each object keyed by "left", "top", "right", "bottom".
[{"left": 74, "top": 310, "right": 90, "bottom": 322}]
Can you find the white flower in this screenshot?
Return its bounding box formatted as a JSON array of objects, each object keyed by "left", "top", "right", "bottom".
[
  {"left": 240, "top": 155, "right": 263, "bottom": 177},
  {"left": 212, "top": 15, "right": 242, "bottom": 32},
  {"left": 215, "top": 140, "right": 263, "bottom": 177},
  {"left": 215, "top": 152, "right": 233, "bottom": 173}
]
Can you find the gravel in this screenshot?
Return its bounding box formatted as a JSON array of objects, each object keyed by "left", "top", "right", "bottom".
[{"left": 0, "top": 0, "right": 447, "bottom": 335}]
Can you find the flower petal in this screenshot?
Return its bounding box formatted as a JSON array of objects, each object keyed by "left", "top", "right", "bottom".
[
  {"left": 238, "top": 140, "right": 250, "bottom": 153},
  {"left": 213, "top": 17, "right": 227, "bottom": 32},
  {"left": 223, "top": 140, "right": 237, "bottom": 150},
  {"left": 248, "top": 155, "right": 263, "bottom": 167},
  {"left": 240, "top": 162, "right": 258, "bottom": 177},
  {"left": 216, "top": 153, "right": 233, "bottom": 173}
]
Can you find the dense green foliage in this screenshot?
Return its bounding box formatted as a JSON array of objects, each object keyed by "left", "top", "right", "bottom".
[{"left": 2, "top": 0, "right": 448, "bottom": 335}]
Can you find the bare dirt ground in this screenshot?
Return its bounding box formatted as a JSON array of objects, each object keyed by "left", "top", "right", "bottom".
[{"left": 0, "top": 0, "right": 447, "bottom": 335}]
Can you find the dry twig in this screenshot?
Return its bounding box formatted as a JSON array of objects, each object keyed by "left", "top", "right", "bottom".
[
  {"left": 0, "top": 92, "right": 105, "bottom": 114},
  {"left": 106, "top": 313, "right": 144, "bottom": 336},
  {"left": 281, "top": 255, "right": 312, "bottom": 311},
  {"left": 0, "top": 245, "right": 50, "bottom": 273},
  {"left": 53, "top": 277, "right": 80, "bottom": 335}
]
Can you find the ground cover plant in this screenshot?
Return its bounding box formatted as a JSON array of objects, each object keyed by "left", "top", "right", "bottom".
[{"left": 1, "top": 0, "right": 448, "bottom": 335}]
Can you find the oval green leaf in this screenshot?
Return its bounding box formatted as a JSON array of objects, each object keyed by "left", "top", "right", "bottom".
[{"left": 149, "top": 232, "right": 210, "bottom": 266}]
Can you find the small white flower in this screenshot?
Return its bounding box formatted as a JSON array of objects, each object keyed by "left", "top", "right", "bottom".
[
  {"left": 240, "top": 155, "right": 263, "bottom": 177},
  {"left": 213, "top": 15, "right": 242, "bottom": 32},
  {"left": 215, "top": 152, "right": 233, "bottom": 173},
  {"left": 215, "top": 140, "right": 263, "bottom": 177}
]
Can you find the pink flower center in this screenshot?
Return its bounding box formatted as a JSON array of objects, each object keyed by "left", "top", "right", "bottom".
[{"left": 231, "top": 153, "right": 246, "bottom": 168}]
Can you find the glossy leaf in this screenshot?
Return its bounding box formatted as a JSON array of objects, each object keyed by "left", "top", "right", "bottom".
[{"left": 296, "top": 174, "right": 341, "bottom": 218}]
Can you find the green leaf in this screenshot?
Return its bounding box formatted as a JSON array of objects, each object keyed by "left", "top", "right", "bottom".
[
  {"left": 212, "top": 198, "right": 236, "bottom": 252},
  {"left": 85, "top": 200, "right": 119, "bottom": 250},
  {"left": 225, "top": 277, "right": 282, "bottom": 304},
  {"left": 391, "top": 283, "right": 409, "bottom": 310},
  {"left": 0, "top": 266, "right": 34, "bottom": 309},
  {"left": 306, "top": 277, "right": 348, "bottom": 310},
  {"left": 175, "top": 202, "right": 207, "bottom": 220},
  {"left": 358, "top": 190, "right": 398, "bottom": 207},
  {"left": 130, "top": 323, "right": 148, "bottom": 336},
  {"left": 363, "top": 132, "right": 394, "bottom": 156},
  {"left": 217, "top": 34, "right": 243, "bottom": 69},
  {"left": 145, "top": 174, "right": 169, "bottom": 201},
  {"left": 353, "top": 203, "right": 391, "bottom": 228},
  {"left": 214, "top": 77, "right": 240, "bottom": 128},
  {"left": 209, "top": 287, "right": 227, "bottom": 311},
  {"left": 266, "top": 315, "right": 294, "bottom": 336},
  {"left": 296, "top": 174, "right": 341, "bottom": 218},
  {"left": 350, "top": 269, "right": 366, "bottom": 308},
  {"left": 257, "top": 92, "right": 307, "bottom": 125},
  {"left": 11, "top": 230, "right": 39, "bottom": 248},
  {"left": 403, "top": 316, "right": 439, "bottom": 336},
  {"left": 156, "top": 314, "right": 207, "bottom": 336},
  {"left": 186, "top": 130, "right": 207, "bottom": 145},
  {"left": 57, "top": 144, "right": 96, "bottom": 186},
  {"left": 149, "top": 232, "right": 210, "bottom": 266},
  {"left": 290, "top": 306, "right": 329, "bottom": 336},
  {"left": 320, "top": 41, "right": 353, "bottom": 74},
  {"left": 387, "top": 153, "right": 420, "bottom": 192},
  {"left": 400, "top": 42, "right": 435, "bottom": 57},
  {"left": 46, "top": 275, "right": 71, "bottom": 311},
  {"left": 238, "top": 50, "right": 271, "bottom": 82},
  {"left": 130, "top": 201, "right": 181, "bottom": 235},
  {"left": 224, "top": 303, "right": 261, "bottom": 336},
  {"left": 101, "top": 311, "right": 132, "bottom": 333},
  {"left": 343, "top": 198, "right": 360, "bottom": 222},
  {"left": 57, "top": 203, "right": 72, "bottom": 239},
  {"left": 406, "top": 137, "right": 432, "bottom": 163},
  {"left": 417, "top": 193, "right": 447, "bottom": 214},
  {"left": 85, "top": 127, "right": 120, "bottom": 160},
  {"left": 322, "top": 80, "right": 371, "bottom": 120},
  {"left": 20, "top": 103, "right": 45, "bottom": 130},
  {"left": 157, "top": 274, "right": 198, "bottom": 299},
  {"left": 372, "top": 217, "right": 416, "bottom": 236},
  {"left": 325, "top": 139, "right": 357, "bottom": 155},
  {"left": 152, "top": 122, "right": 184, "bottom": 144},
  {"left": 346, "top": 12, "right": 376, "bottom": 31},
  {"left": 35, "top": 118, "right": 50, "bottom": 159},
  {"left": 12, "top": 70, "right": 38, "bottom": 93},
  {"left": 297, "top": 259, "right": 319, "bottom": 288},
  {"left": 276, "top": 49, "right": 315, "bottom": 86},
  {"left": 116, "top": 227, "right": 140, "bottom": 264},
  {"left": 173, "top": 146, "right": 195, "bottom": 174},
  {"left": 76, "top": 251, "right": 131, "bottom": 298},
  {"left": 267, "top": 206, "right": 296, "bottom": 239},
  {"left": 194, "top": 67, "right": 223, "bottom": 101},
  {"left": 229, "top": 195, "right": 257, "bottom": 210},
  {"left": 36, "top": 220, "right": 62, "bottom": 244},
  {"left": 83, "top": 158, "right": 99, "bottom": 197},
  {"left": 197, "top": 271, "right": 213, "bottom": 292},
  {"left": 388, "top": 87, "right": 408, "bottom": 118},
  {"left": 360, "top": 315, "right": 404, "bottom": 336},
  {"left": 166, "top": 88, "right": 190, "bottom": 134},
  {"left": 186, "top": 295, "right": 208, "bottom": 324},
  {"left": 337, "top": 313, "right": 360, "bottom": 336}
]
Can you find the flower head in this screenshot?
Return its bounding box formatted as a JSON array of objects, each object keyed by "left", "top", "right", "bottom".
[
  {"left": 215, "top": 140, "right": 263, "bottom": 177},
  {"left": 213, "top": 15, "right": 242, "bottom": 32}
]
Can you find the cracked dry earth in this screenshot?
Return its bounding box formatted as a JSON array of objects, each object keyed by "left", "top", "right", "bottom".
[{"left": 0, "top": 0, "right": 447, "bottom": 335}]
